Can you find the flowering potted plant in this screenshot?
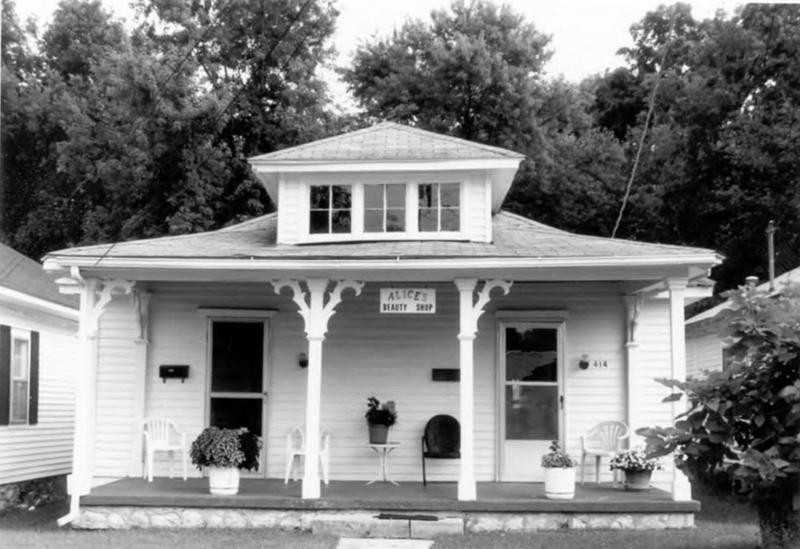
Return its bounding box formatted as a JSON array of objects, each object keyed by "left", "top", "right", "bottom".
[
  {"left": 609, "top": 448, "right": 660, "bottom": 491},
  {"left": 365, "top": 396, "right": 397, "bottom": 444},
  {"left": 541, "top": 440, "right": 577, "bottom": 500},
  {"left": 190, "top": 426, "right": 262, "bottom": 495}
]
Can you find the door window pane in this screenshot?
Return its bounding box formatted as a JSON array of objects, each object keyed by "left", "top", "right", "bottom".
[
  {"left": 505, "top": 327, "right": 558, "bottom": 382},
  {"left": 210, "top": 397, "right": 262, "bottom": 436},
  {"left": 211, "top": 322, "right": 263, "bottom": 392},
  {"left": 505, "top": 386, "right": 558, "bottom": 440}
]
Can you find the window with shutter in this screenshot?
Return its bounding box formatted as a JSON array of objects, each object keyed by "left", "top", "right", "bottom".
[{"left": 0, "top": 324, "right": 39, "bottom": 426}]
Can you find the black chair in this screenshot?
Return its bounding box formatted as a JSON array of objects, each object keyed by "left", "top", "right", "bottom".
[{"left": 421, "top": 414, "right": 460, "bottom": 486}]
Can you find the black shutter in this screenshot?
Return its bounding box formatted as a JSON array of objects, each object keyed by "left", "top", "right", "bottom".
[
  {"left": 0, "top": 325, "right": 10, "bottom": 426},
  {"left": 29, "top": 331, "right": 39, "bottom": 425}
]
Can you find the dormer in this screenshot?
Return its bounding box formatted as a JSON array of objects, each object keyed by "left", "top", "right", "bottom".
[{"left": 248, "top": 122, "right": 524, "bottom": 245}]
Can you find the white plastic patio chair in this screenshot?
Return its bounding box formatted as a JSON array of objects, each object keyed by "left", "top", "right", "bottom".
[
  {"left": 580, "top": 420, "right": 629, "bottom": 485},
  {"left": 284, "top": 425, "right": 331, "bottom": 484},
  {"left": 142, "top": 418, "right": 188, "bottom": 482}
]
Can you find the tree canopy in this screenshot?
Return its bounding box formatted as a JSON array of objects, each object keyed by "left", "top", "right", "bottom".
[{"left": 2, "top": 0, "right": 799, "bottom": 296}]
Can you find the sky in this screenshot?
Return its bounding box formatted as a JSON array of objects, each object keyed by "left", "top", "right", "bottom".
[{"left": 16, "top": 0, "right": 741, "bottom": 106}]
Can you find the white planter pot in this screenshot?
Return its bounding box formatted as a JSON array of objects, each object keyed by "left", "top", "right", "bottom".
[
  {"left": 207, "top": 466, "right": 240, "bottom": 495},
  {"left": 543, "top": 467, "right": 576, "bottom": 500}
]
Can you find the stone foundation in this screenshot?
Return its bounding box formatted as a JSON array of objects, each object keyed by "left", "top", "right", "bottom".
[
  {"left": 73, "top": 506, "right": 694, "bottom": 534},
  {"left": 0, "top": 475, "right": 67, "bottom": 511}
]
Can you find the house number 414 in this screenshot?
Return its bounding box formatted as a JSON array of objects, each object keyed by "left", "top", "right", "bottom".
[{"left": 592, "top": 360, "right": 608, "bottom": 368}]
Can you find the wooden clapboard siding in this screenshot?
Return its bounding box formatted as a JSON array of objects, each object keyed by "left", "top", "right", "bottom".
[
  {"left": 686, "top": 332, "right": 723, "bottom": 378},
  {"left": 277, "top": 171, "right": 490, "bottom": 244},
  {"left": 490, "top": 282, "right": 626, "bottom": 484},
  {"left": 277, "top": 176, "right": 302, "bottom": 244},
  {"left": 634, "top": 299, "right": 680, "bottom": 490},
  {"left": 116, "top": 281, "right": 639, "bottom": 485},
  {"left": 93, "top": 296, "right": 140, "bottom": 478},
  {"left": 0, "top": 304, "right": 77, "bottom": 484}
]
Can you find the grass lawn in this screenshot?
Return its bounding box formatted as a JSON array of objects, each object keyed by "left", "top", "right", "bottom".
[
  {"left": 432, "top": 490, "right": 761, "bottom": 549},
  {"left": 0, "top": 490, "right": 760, "bottom": 549},
  {"left": 0, "top": 500, "right": 338, "bottom": 549}
]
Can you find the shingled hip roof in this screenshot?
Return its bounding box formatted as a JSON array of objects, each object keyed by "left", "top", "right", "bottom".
[
  {"left": 249, "top": 122, "right": 525, "bottom": 163},
  {"left": 44, "top": 211, "right": 719, "bottom": 269}
]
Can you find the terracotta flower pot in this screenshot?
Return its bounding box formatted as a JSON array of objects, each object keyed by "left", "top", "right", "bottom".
[
  {"left": 543, "top": 467, "right": 576, "bottom": 500},
  {"left": 208, "top": 466, "right": 240, "bottom": 495},
  {"left": 368, "top": 424, "right": 389, "bottom": 444},
  {"left": 624, "top": 469, "right": 652, "bottom": 491}
]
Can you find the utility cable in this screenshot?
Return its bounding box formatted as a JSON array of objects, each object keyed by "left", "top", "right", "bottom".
[{"left": 611, "top": 8, "right": 678, "bottom": 239}]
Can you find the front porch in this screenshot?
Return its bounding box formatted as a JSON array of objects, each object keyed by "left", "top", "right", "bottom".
[{"left": 75, "top": 478, "right": 699, "bottom": 533}]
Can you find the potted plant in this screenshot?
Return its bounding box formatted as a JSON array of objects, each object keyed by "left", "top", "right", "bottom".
[
  {"left": 190, "top": 426, "right": 262, "bottom": 495},
  {"left": 365, "top": 396, "right": 397, "bottom": 444},
  {"left": 609, "top": 448, "right": 660, "bottom": 491},
  {"left": 541, "top": 440, "right": 577, "bottom": 500}
]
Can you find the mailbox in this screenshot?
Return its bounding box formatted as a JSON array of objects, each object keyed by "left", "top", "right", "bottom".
[{"left": 159, "top": 365, "right": 189, "bottom": 383}]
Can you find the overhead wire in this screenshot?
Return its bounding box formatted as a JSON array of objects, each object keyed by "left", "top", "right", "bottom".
[{"left": 611, "top": 7, "right": 678, "bottom": 239}]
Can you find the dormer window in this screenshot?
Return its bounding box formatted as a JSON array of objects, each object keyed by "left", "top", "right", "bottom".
[
  {"left": 365, "top": 184, "right": 406, "bottom": 233},
  {"left": 310, "top": 185, "right": 351, "bottom": 234},
  {"left": 419, "top": 183, "right": 460, "bottom": 232}
]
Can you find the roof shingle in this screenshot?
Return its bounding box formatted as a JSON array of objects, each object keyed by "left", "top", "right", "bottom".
[
  {"left": 249, "top": 122, "right": 524, "bottom": 162},
  {"left": 0, "top": 243, "right": 78, "bottom": 308},
  {"left": 46, "top": 211, "right": 716, "bottom": 262}
]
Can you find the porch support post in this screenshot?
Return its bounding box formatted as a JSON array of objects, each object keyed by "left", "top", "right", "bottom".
[
  {"left": 623, "top": 294, "right": 642, "bottom": 446},
  {"left": 130, "top": 289, "right": 151, "bottom": 478},
  {"left": 273, "top": 278, "right": 363, "bottom": 499},
  {"left": 667, "top": 278, "right": 692, "bottom": 501},
  {"left": 455, "top": 278, "right": 512, "bottom": 501},
  {"left": 56, "top": 275, "right": 133, "bottom": 513}
]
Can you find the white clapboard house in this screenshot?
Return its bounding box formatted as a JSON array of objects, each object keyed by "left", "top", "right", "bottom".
[
  {"left": 686, "top": 266, "right": 800, "bottom": 378},
  {"left": 0, "top": 243, "right": 78, "bottom": 488},
  {"left": 43, "top": 123, "right": 721, "bottom": 530}
]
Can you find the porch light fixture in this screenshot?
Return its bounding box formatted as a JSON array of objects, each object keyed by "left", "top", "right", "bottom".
[
  {"left": 578, "top": 354, "right": 590, "bottom": 370},
  {"left": 298, "top": 352, "right": 308, "bottom": 368}
]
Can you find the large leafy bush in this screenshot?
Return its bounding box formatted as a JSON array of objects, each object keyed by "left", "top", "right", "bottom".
[{"left": 639, "top": 282, "right": 800, "bottom": 548}]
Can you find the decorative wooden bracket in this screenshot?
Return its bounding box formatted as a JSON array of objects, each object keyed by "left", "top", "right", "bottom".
[
  {"left": 133, "top": 290, "right": 152, "bottom": 343},
  {"left": 623, "top": 294, "right": 643, "bottom": 345},
  {"left": 456, "top": 279, "right": 513, "bottom": 338},
  {"left": 273, "top": 279, "right": 364, "bottom": 339}
]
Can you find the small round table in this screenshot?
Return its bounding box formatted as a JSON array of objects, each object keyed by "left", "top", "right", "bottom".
[{"left": 366, "top": 442, "right": 400, "bottom": 485}]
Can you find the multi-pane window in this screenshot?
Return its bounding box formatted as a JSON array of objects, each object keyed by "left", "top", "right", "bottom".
[
  {"left": 309, "top": 185, "right": 352, "bottom": 234},
  {"left": 364, "top": 184, "right": 406, "bottom": 233},
  {"left": 10, "top": 335, "right": 29, "bottom": 424},
  {"left": 418, "top": 183, "right": 460, "bottom": 232}
]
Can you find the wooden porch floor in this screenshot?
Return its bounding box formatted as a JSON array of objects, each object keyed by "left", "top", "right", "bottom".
[{"left": 82, "top": 478, "right": 699, "bottom": 514}]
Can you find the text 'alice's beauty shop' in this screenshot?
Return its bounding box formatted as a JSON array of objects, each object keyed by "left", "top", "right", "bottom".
[{"left": 379, "top": 288, "right": 436, "bottom": 314}]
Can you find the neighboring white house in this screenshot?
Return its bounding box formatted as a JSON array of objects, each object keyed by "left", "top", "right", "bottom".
[
  {"left": 42, "top": 122, "right": 721, "bottom": 519},
  {"left": 686, "top": 266, "right": 800, "bottom": 378},
  {"left": 0, "top": 243, "right": 78, "bottom": 486}
]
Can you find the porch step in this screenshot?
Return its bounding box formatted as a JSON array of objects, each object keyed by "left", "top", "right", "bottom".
[
  {"left": 311, "top": 513, "right": 464, "bottom": 538},
  {"left": 337, "top": 539, "right": 434, "bottom": 549}
]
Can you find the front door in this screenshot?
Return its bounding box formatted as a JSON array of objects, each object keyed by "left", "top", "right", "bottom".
[
  {"left": 208, "top": 319, "right": 268, "bottom": 475},
  {"left": 500, "top": 322, "right": 563, "bottom": 481}
]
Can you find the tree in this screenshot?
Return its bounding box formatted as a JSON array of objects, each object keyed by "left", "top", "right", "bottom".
[
  {"left": 640, "top": 282, "right": 800, "bottom": 548},
  {"left": 341, "top": 0, "right": 551, "bottom": 151},
  {"left": 1, "top": 0, "right": 343, "bottom": 259}
]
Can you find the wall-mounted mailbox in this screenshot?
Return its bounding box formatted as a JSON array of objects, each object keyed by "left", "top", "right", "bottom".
[
  {"left": 432, "top": 368, "right": 460, "bottom": 382},
  {"left": 159, "top": 365, "right": 189, "bottom": 383}
]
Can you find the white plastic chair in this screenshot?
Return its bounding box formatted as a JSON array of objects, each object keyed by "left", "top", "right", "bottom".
[
  {"left": 284, "top": 425, "right": 331, "bottom": 484},
  {"left": 580, "top": 420, "right": 629, "bottom": 485},
  {"left": 142, "top": 418, "right": 187, "bottom": 482}
]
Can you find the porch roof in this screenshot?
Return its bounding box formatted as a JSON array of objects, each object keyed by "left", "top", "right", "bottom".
[{"left": 45, "top": 211, "right": 718, "bottom": 264}]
